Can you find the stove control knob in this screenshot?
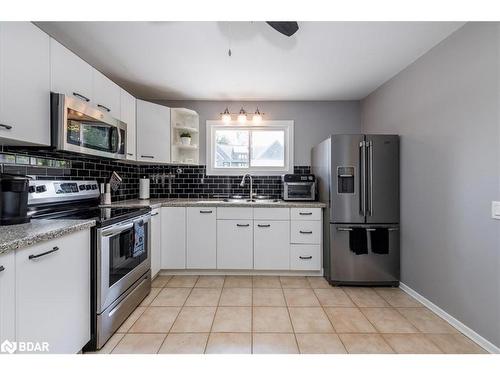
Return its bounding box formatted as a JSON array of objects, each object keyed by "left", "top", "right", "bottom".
[
  {"left": 91, "top": 184, "right": 97, "bottom": 190},
  {"left": 85, "top": 185, "right": 92, "bottom": 190},
  {"left": 79, "top": 184, "right": 86, "bottom": 191},
  {"left": 28, "top": 186, "right": 35, "bottom": 193},
  {"left": 36, "top": 185, "right": 46, "bottom": 193}
]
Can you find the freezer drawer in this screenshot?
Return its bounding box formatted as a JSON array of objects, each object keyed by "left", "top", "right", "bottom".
[{"left": 329, "top": 224, "right": 400, "bottom": 285}]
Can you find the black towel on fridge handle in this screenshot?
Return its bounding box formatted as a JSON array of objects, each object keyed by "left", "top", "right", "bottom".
[
  {"left": 349, "top": 228, "right": 368, "bottom": 255},
  {"left": 370, "top": 228, "right": 389, "bottom": 254}
]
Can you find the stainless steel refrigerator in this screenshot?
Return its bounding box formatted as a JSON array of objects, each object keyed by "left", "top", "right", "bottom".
[{"left": 311, "top": 134, "right": 400, "bottom": 286}]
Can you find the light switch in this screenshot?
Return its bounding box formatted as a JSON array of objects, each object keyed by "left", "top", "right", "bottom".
[{"left": 492, "top": 201, "right": 500, "bottom": 220}]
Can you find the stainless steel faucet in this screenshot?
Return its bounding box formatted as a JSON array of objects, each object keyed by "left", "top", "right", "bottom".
[{"left": 240, "top": 174, "right": 254, "bottom": 201}]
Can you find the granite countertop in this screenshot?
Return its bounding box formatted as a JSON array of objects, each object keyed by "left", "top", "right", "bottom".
[
  {"left": 104, "top": 197, "right": 327, "bottom": 209},
  {"left": 0, "top": 219, "right": 96, "bottom": 255}
]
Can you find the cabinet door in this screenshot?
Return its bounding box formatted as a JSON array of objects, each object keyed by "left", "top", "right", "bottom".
[
  {"left": 217, "top": 220, "right": 253, "bottom": 269},
  {"left": 161, "top": 207, "right": 186, "bottom": 269},
  {"left": 50, "top": 38, "right": 93, "bottom": 103},
  {"left": 187, "top": 207, "right": 216, "bottom": 269},
  {"left": 150, "top": 208, "right": 162, "bottom": 278},
  {"left": 254, "top": 220, "right": 290, "bottom": 270},
  {"left": 136, "top": 100, "right": 171, "bottom": 163},
  {"left": 92, "top": 70, "right": 121, "bottom": 119},
  {"left": 16, "top": 230, "right": 91, "bottom": 354},
  {"left": 0, "top": 22, "right": 50, "bottom": 145},
  {"left": 120, "top": 89, "right": 136, "bottom": 160},
  {"left": 0, "top": 251, "right": 15, "bottom": 343}
]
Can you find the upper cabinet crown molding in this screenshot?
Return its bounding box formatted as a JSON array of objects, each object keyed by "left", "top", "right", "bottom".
[{"left": 0, "top": 22, "right": 50, "bottom": 146}]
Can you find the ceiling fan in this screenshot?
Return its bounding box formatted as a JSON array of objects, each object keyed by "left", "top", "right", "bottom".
[{"left": 266, "top": 22, "right": 299, "bottom": 37}]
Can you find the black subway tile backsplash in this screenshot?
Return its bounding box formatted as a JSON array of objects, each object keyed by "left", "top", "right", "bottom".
[{"left": 1, "top": 147, "right": 310, "bottom": 202}]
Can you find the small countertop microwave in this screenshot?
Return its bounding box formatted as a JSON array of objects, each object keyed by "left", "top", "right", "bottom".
[
  {"left": 282, "top": 174, "right": 316, "bottom": 201},
  {"left": 51, "top": 93, "right": 127, "bottom": 160}
]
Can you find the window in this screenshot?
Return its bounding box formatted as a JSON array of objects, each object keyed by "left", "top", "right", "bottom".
[{"left": 206, "top": 120, "right": 294, "bottom": 176}]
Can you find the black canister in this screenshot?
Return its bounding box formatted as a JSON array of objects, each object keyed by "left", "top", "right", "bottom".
[{"left": 0, "top": 173, "right": 31, "bottom": 225}]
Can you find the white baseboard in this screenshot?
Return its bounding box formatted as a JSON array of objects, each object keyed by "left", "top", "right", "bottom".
[{"left": 399, "top": 282, "right": 500, "bottom": 354}]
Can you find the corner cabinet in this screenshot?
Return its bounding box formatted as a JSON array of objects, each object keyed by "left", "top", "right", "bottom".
[
  {"left": 136, "top": 100, "right": 171, "bottom": 163},
  {"left": 15, "top": 230, "right": 91, "bottom": 354},
  {"left": 0, "top": 251, "right": 15, "bottom": 343},
  {"left": 0, "top": 22, "right": 50, "bottom": 146}
]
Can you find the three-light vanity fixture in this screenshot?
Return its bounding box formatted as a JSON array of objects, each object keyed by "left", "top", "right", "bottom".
[{"left": 221, "top": 107, "right": 264, "bottom": 124}]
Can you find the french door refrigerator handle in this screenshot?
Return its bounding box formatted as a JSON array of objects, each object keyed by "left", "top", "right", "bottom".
[
  {"left": 368, "top": 140, "right": 374, "bottom": 216},
  {"left": 359, "top": 141, "right": 366, "bottom": 217}
]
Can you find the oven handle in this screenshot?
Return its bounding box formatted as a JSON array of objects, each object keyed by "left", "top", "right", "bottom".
[{"left": 100, "top": 214, "right": 151, "bottom": 237}]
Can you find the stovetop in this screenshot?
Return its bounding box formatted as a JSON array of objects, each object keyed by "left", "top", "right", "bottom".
[{"left": 52, "top": 206, "right": 151, "bottom": 227}]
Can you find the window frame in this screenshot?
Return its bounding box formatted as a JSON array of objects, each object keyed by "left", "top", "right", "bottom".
[{"left": 206, "top": 120, "right": 294, "bottom": 176}]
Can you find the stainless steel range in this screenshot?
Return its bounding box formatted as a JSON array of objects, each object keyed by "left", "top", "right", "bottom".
[{"left": 28, "top": 179, "right": 152, "bottom": 351}]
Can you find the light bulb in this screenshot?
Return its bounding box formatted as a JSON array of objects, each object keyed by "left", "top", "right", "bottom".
[
  {"left": 221, "top": 107, "right": 231, "bottom": 123},
  {"left": 252, "top": 108, "right": 262, "bottom": 123},
  {"left": 237, "top": 108, "right": 247, "bottom": 124}
]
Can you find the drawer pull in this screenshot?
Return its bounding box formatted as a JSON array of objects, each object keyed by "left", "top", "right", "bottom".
[
  {"left": 140, "top": 155, "right": 155, "bottom": 159},
  {"left": 29, "top": 246, "right": 59, "bottom": 260},
  {"left": 127, "top": 153, "right": 134, "bottom": 156},
  {"left": 97, "top": 104, "right": 111, "bottom": 112},
  {"left": 0, "top": 265, "right": 5, "bottom": 272},
  {"left": 299, "top": 230, "right": 313, "bottom": 234},
  {"left": 299, "top": 212, "right": 313, "bottom": 215},
  {"left": 299, "top": 256, "right": 313, "bottom": 260},
  {"left": 0, "top": 123, "right": 13, "bottom": 130},
  {"left": 151, "top": 212, "right": 159, "bottom": 217},
  {"left": 200, "top": 210, "right": 213, "bottom": 214},
  {"left": 236, "top": 224, "right": 250, "bottom": 227},
  {"left": 72, "top": 92, "right": 90, "bottom": 102},
  {"left": 257, "top": 224, "right": 271, "bottom": 228}
]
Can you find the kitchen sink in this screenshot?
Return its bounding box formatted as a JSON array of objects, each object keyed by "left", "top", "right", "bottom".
[{"left": 222, "top": 198, "right": 280, "bottom": 203}]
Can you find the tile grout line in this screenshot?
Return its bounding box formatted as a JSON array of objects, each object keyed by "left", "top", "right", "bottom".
[
  {"left": 281, "top": 277, "right": 301, "bottom": 353},
  {"left": 203, "top": 276, "right": 225, "bottom": 354}
]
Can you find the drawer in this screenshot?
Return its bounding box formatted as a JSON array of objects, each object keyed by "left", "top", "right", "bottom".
[
  {"left": 291, "top": 208, "right": 321, "bottom": 221},
  {"left": 217, "top": 207, "right": 253, "bottom": 220},
  {"left": 253, "top": 207, "right": 290, "bottom": 220},
  {"left": 291, "top": 221, "right": 321, "bottom": 244},
  {"left": 290, "top": 245, "right": 321, "bottom": 270}
]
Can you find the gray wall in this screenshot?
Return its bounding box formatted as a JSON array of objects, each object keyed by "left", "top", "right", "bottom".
[
  {"left": 361, "top": 23, "right": 500, "bottom": 347},
  {"left": 159, "top": 100, "right": 360, "bottom": 165}
]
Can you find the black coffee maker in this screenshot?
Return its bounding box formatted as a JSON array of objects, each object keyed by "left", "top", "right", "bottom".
[{"left": 0, "top": 173, "right": 31, "bottom": 225}]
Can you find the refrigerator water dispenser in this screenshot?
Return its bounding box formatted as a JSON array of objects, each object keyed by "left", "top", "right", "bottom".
[{"left": 337, "top": 166, "right": 355, "bottom": 194}]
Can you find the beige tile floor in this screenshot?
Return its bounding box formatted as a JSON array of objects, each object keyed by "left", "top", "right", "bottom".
[{"left": 94, "top": 275, "right": 486, "bottom": 354}]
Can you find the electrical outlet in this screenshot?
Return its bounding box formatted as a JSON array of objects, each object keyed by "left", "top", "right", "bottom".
[{"left": 492, "top": 201, "right": 500, "bottom": 220}]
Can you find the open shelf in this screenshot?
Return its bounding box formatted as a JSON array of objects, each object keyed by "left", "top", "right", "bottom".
[{"left": 170, "top": 108, "right": 200, "bottom": 165}]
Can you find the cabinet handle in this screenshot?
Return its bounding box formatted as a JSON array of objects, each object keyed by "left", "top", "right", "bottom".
[
  {"left": 299, "top": 230, "right": 313, "bottom": 234},
  {"left": 141, "top": 155, "right": 155, "bottom": 159},
  {"left": 0, "top": 265, "right": 5, "bottom": 272},
  {"left": 97, "top": 104, "right": 111, "bottom": 112},
  {"left": 299, "top": 212, "right": 312, "bottom": 215},
  {"left": 72, "top": 92, "right": 90, "bottom": 102},
  {"left": 127, "top": 153, "right": 134, "bottom": 156},
  {"left": 151, "top": 212, "right": 159, "bottom": 217},
  {"left": 29, "top": 246, "right": 59, "bottom": 260},
  {"left": 236, "top": 223, "right": 249, "bottom": 227},
  {"left": 299, "top": 256, "right": 313, "bottom": 260},
  {"left": 200, "top": 210, "right": 213, "bottom": 214},
  {"left": 0, "top": 123, "right": 12, "bottom": 130},
  {"left": 257, "top": 224, "right": 271, "bottom": 228}
]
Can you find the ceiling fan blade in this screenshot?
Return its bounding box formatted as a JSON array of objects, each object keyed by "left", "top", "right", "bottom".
[{"left": 266, "top": 22, "right": 299, "bottom": 37}]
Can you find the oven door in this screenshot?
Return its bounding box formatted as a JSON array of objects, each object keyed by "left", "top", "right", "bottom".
[
  {"left": 97, "top": 213, "right": 151, "bottom": 313},
  {"left": 51, "top": 93, "right": 127, "bottom": 160},
  {"left": 284, "top": 182, "right": 315, "bottom": 200}
]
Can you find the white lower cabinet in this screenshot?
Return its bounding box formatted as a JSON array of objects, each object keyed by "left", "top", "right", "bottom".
[
  {"left": 0, "top": 251, "right": 15, "bottom": 343},
  {"left": 290, "top": 245, "right": 321, "bottom": 271},
  {"left": 187, "top": 207, "right": 217, "bottom": 269},
  {"left": 150, "top": 208, "right": 162, "bottom": 278},
  {"left": 161, "top": 207, "right": 186, "bottom": 269},
  {"left": 253, "top": 220, "right": 290, "bottom": 270},
  {"left": 15, "top": 230, "right": 90, "bottom": 354},
  {"left": 217, "top": 220, "right": 253, "bottom": 269}
]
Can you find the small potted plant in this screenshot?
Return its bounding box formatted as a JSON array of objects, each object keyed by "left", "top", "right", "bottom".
[{"left": 180, "top": 131, "right": 192, "bottom": 145}]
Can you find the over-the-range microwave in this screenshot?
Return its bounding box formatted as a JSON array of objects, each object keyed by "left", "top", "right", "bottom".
[{"left": 51, "top": 92, "right": 127, "bottom": 160}]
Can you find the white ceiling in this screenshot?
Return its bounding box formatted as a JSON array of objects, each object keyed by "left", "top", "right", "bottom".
[{"left": 36, "top": 21, "right": 464, "bottom": 101}]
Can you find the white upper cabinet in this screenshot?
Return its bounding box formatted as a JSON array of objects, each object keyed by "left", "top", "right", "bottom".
[
  {"left": 120, "top": 89, "right": 136, "bottom": 160},
  {"left": 50, "top": 38, "right": 93, "bottom": 103},
  {"left": 0, "top": 22, "right": 50, "bottom": 145},
  {"left": 136, "top": 99, "right": 171, "bottom": 163},
  {"left": 0, "top": 251, "right": 15, "bottom": 343},
  {"left": 92, "top": 70, "right": 121, "bottom": 119}
]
